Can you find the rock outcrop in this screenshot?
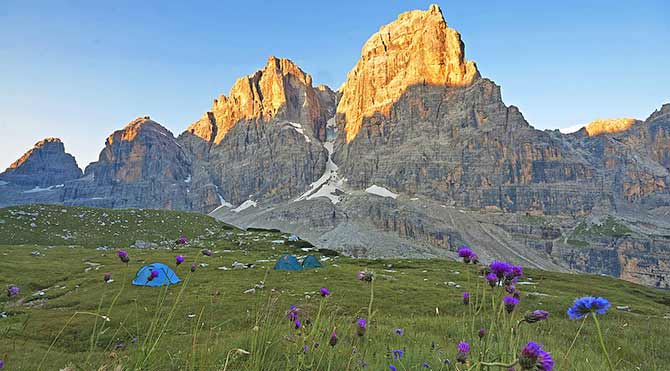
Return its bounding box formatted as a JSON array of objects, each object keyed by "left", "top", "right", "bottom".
[
  {"left": 0, "top": 138, "right": 82, "bottom": 187},
  {"left": 584, "top": 118, "right": 638, "bottom": 137}
]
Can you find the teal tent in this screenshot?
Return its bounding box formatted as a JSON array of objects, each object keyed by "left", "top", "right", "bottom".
[
  {"left": 132, "top": 263, "right": 181, "bottom": 286},
  {"left": 273, "top": 255, "right": 303, "bottom": 271},
  {"left": 302, "top": 255, "right": 323, "bottom": 269}
]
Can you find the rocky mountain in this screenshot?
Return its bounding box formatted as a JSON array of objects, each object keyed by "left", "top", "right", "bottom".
[
  {"left": 0, "top": 138, "right": 82, "bottom": 187},
  {"left": 1, "top": 5, "right": 668, "bottom": 287}
]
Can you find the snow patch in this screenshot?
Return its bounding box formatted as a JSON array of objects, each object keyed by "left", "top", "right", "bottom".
[
  {"left": 232, "top": 200, "right": 257, "bottom": 213},
  {"left": 294, "top": 116, "right": 344, "bottom": 204},
  {"left": 559, "top": 124, "right": 584, "bottom": 134},
  {"left": 287, "top": 122, "right": 311, "bottom": 143},
  {"left": 209, "top": 192, "right": 234, "bottom": 214},
  {"left": 365, "top": 185, "right": 398, "bottom": 199},
  {"left": 23, "top": 186, "right": 57, "bottom": 193}
]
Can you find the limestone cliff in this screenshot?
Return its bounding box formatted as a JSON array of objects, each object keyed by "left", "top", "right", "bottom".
[{"left": 0, "top": 138, "right": 82, "bottom": 187}]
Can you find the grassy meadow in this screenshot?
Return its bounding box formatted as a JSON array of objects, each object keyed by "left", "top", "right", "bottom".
[{"left": 0, "top": 205, "right": 669, "bottom": 370}]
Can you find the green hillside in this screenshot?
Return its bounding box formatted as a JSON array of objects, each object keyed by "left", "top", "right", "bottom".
[{"left": 0, "top": 205, "right": 668, "bottom": 370}]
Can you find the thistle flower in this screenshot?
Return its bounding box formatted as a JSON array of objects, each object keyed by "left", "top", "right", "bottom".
[
  {"left": 519, "top": 342, "right": 554, "bottom": 371},
  {"left": 177, "top": 236, "right": 188, "bottom": 245},
  {"left": 147, "top": 270, "right": 159, "bottom": 282},
  {"left": 320, "top": 287, "right": 331, "bottom": 297},
  {"left": 505, "top": 284, "right": 516, "bottom": 294},
  {"left": 190, "top": 263, "right": 197, "bottom": 272},
  {"left": 329, "top": 330, "right": 338, "bottom": 346},
  {"left": 485, "top": 273, "right": 498, "bottom": 287},
  {"left": 478, "top": 327, "right": 486, "bottom": 338},
  {"left": 395, "top": 328, "right": 404, "bottom": 335},
  {"left": 567, "top": 296, "right": 611, "bottom": 320},
  {"left": 462, "top": 292, "right": 470, "bottom": 305},
  {"left": 510, "top": 265, "right": 523, "bottom": 278},
  {"left": 458, "top": 246, "right": 474, "bottom": 263},
  {"left": 392, "top": 349, "right": 404, "bottom": 360},
  {"left": 7, "top": 285, "right": 20, "bottom": 297},
  {"left": 104, "top": 272, "right": 112, "bottom": 282},
  {"left": 175, "top": 255, "right": 185, "bottom": 266},
  {"left": 287, "top": 304, "right": 300, "bottom": 322},
  {"left": 201, "top": 249, "right": 212, "bottom": 257},
  {"left": 117, "top": 250, "right": 130, "bottom": 263},
  {"left": 503, "top": 296, "right": 519, "bottom": 313},
  {"left": 295, "top": 320, "right": 302, "bottom": 329},
  {"left": 356, "top": 318, "right": 367, "bottom": 337},
  {"left": 470, "top": 253, "right": 479, "bottom": 264},
  {"left": 490, "top": 261, "right": 512, "bottom": 278},
  {"left": 456, "top": 341, "right": 470, "bottom": 364},
  {"left": 524, "top": 310, "right": 550, "bottom": 323}
]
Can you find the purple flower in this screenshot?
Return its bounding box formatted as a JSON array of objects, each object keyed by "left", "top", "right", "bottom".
[
  {"left": 490, "top": 261, "right": 512, "bottom": 278},
  {"left": 175, "top": 255, "right": 185, "bottom": 266},
  {"left": 524, "top": 310, "right": 550, "bottom": 323},
  {"left": 462, "top": 292, "right": 470, "bottom": 305},
  {"left": 505, "top": 284, "right": 516, "bottom": 294},
  {"left": 485, "top": 273, "right": 498, "bottom": 287},
  {"left": 7, "top": 285, "right": 20, "bottom": 297},
  {"left": 567, "top": 296, "right": 611, "bottom": 320},
  {"left": 510, "top": 265, "right": 523, "bottom": 278},
  {"left": 389, "top": 366, "right": 397, "bottom": 371},
  {"left": 303, "top": 345, "right": 309, "bottom": 352},
  {"left": 190, "top": 263, "right": 197, "bottom": 272},
  {"left": 519, "top": 342, "right": 553, "bottom": 371},
  {"left": 456, "top": 341, "right": 470, "bottom": 364},
  {"left": 358, "top": 271, "right": 374, "bottom": 282},
  {"left": 421, "top": 362, "right": 430, "bottom": 368},
  {"left": 356, "top": 318, "right": 367, "bottom": 337},
  {"left": 392, "top": 349, "right": 403, "bottom": 360},
  {"left": 115, "top": 342, "right": 126, "bottom": 350},
  {"left": 287, "top": 304, "right": 300, "bottom": 322},
  {"left": 295, "top": 320, "right": 302, "bottom": 329},
  {"left": 117, "top": 250, "right": 129, "bottom": 263},
  {"left": 329, "top": 330, "right": 338, "bottom": 346},
  {"left": 478, "top": 327, "right": 486, "bottom": 338},
  {"left": 320, "top": 287, "right": 331, "bottom": 297},
  {"left": 0, "top": 359, "right": 3, "bottom": 369},
  {"left": 132, "top": 337, "right": 138, "bottom": 343},
  {"left": 470, "top": 253, "right": 479, "bottom": 264},
  {"left": 147, "top": 270, "right": 159, "bottom": 281},
  {"left": 458, "top": 246, "right": 474, "bottom": 263},
  {"left": 503, "top": 296, "right": 519, "bottom": 313},
  {"left": 201, "top": 249, "right": 212, "bottom": 257},
  {"left": 104, "top": 272, "right": 112, "bottom": 282},
  {"left": 177, "top": 236, "right": 188, "bottom": 245},
  {"left": 395, "top": 328, "right": 404, "bottom": 335}
]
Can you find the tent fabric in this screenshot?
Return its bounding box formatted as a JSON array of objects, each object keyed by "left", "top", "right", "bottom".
[
  {"left": 302, "top": 255, "right": 323, "bottom": 269},
  {"left": 132, "top": 263, "right": 181, "bottom": 286},
  {"left": 273, "top": 255, "right": 303, "bottom": 271}
]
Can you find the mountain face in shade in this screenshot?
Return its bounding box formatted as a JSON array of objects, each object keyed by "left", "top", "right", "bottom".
[
  {"left": 1, "top": 5, "right": 668, "bottom": 288},
  {"left": 0, "top": 138, "right": 82, "bottom": 187}
]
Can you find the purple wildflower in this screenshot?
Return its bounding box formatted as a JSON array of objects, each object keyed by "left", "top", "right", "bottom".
[
  {"left": 7, "top": 285, "right": 20, "bottom": 297},
  {"left": 524, "top": 310, "right": 550, "bottom": 323},
  {"left": 104, "top": 272, "right": 112, "bottom": 282},
  {"left": 505, "top": 284, "right": 516, "bottom": 294},
  {"left": 356, "top": 318, "right": 367, "bottom": 337},
  {"left": 392, "top": 349, "right": 404, "bottom": 360},
  {"left": 511, "top": 265, "right": 523, "bottom": 278},
  {"left": 485, "top": 273, "right": 498, "bottom": 287},
  {"left": 287, "top": 304, "right": 300, "bottom": 322},
  {"left": 358, "top": 271, "right": 374, "bottom": 282},
  {"left": 320, "top": 287, "right": 331, "bottom": 297},
  {"left": 462, "top": 292, "right": 470, "bottom": 305},
  {"left": 303, "top": 345, "right": 309, "bottom": 352},
  {"left": 470, "top": 253, "right": 479, "bottom": 264},
  {"left": 201, "top": 249, "right": 212, "bottom": 257},
  {"left": 147, "top": 270, "right": 159, "bottom": 282},
  {"left": 389, "top": 366, "right": 397, "bottom": 371},
  {"left": 0, "top": 359, "right": 3, "bottom": 369},
  {"left": 567, "top": 296, "right": 611, "bottom": 320},
  {"left": 295, "top": 320, "right": 302, "bottom": 329},
  {"left": 422, "top": 362, "right": 430, "bottom": 368},
  {"left": 395, "top": 328, "right": 404, "bottom": 335},
  {"left": 329, "top": 330, "right": 338, "bottom": 346},
  {"left": 117, "top": 250, "right": 129, "bottom": 263},
  {"left": 190, "top": 263, "right": 197, "bottom": 272},
  {"left": 458, "top": 246, "right": 474, "bottom": 263},
  {"left": 519, "top": 342, "right": 553, "bottom": 371},
  {"left": 503, "top": 296, "right": 519, "bottom": 313},
  {"left": 177, "top": 236, "right": 188, "bottom": 245},
  {"left": 175, "top": 255, "right": 185, "bottom": 266},
  {"left": 513, "top": 289, "right": 522, "bottom": 299},
  {"left": 456, "top": 341, "right": 470, "bottom": 364},
  {"left": 490, "top": 261, "right": 512, "bottom": 278},
  {"left": 115, "top": 342, "right": 126, "bottom": 350},
  {"left": 478, "top": 327, "right": 486, "bottom": 338}
]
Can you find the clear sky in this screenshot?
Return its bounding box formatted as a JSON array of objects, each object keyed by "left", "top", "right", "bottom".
[{"left": 1, "top": 0, "right": 668, "bottom": 170}]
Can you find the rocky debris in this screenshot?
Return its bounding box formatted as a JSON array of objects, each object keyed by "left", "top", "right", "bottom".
[{"left": 0, "top": 138, "right": 82, "bottom": 187}]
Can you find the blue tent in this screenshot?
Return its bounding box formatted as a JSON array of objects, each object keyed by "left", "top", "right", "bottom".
[
  {"left": 273, "top": 255, "right": 303, "bottom": 271},
  {"left": 132, "top": 263, "right": 181, "bottom": 286},
  {"left": 302, "top": 255, "right": 323, "bottom": 269}
]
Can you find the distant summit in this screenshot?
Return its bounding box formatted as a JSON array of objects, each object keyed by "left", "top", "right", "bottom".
[{"left": 0, "top": 137, "right": 82, "bottom": 187}]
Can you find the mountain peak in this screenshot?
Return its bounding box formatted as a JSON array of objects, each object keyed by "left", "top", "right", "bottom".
[
  {"left": 1, "top": 137, "right": 82, "bottom": 186},
  {"left": 584, "top": 118, "right": 638, "bottom": 136},
  {"left": 186, "top": 56, "right": 334, "bottom": 144},
  {"left": 336, "top": 5, "right": 480, "bottom": 143}
]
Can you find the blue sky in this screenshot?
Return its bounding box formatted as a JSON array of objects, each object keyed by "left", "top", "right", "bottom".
[{"left": 1, "top": 0, "right": 668, "bottom": 169}]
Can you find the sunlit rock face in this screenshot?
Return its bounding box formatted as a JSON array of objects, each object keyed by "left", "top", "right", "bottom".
[
  {"left": 337, "top": 4, "right": 480, "bottom": 143},
  {"left": 186, "top": 57, "right": 334, "bottom": 144},
  {"left": 585, "top": 118, "right": 638, "bottom": 136},
  {"left": 0, "top": 138, "right": 82, "bottom": 187}
]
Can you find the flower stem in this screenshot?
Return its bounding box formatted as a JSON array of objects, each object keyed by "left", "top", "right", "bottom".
[
  {"left": 592, "top": 314, "right": 615, "bottom": 371},
  {"left": 561, "top": 315, "right": 587, "bottom": 370}
]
